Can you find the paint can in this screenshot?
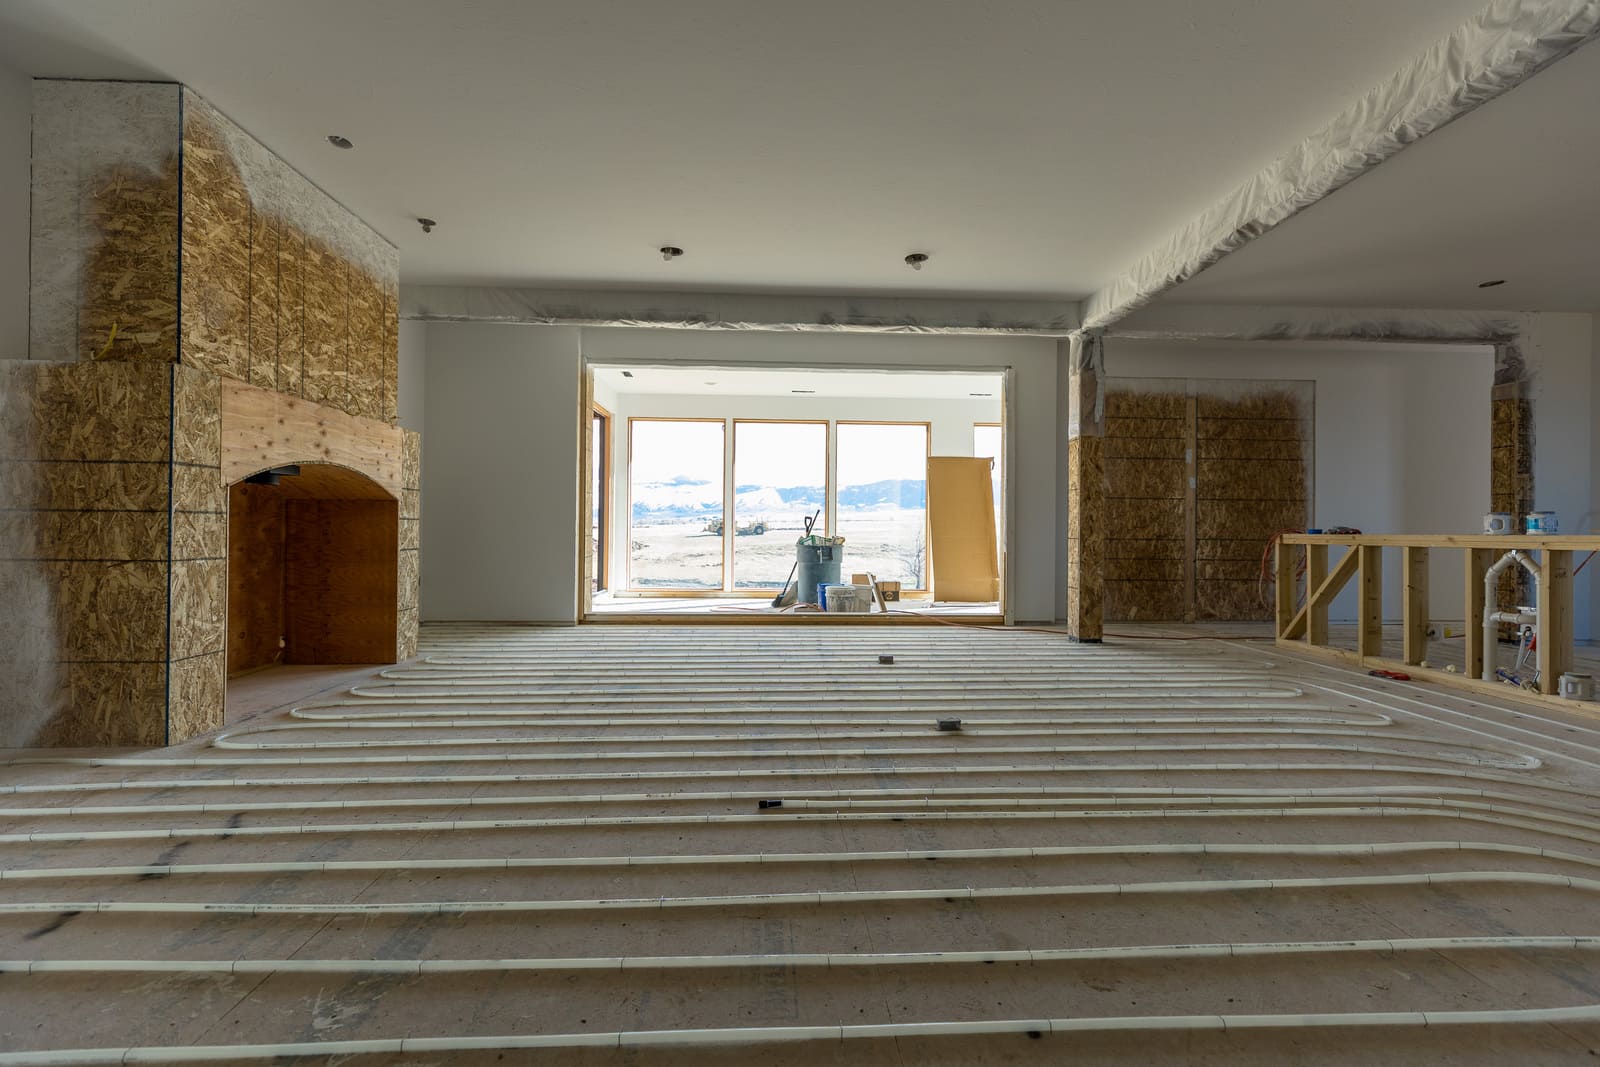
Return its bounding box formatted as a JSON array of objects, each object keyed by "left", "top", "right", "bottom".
[
  {"left": 1559, "top": 672, "right": 1594, "bottom": 701},
  {"left": 1524, "top": 511, "right": 1558, "bottom": 535},
  {"left": 1483, "top": 512, "right": 1514, "bottom": 536}
]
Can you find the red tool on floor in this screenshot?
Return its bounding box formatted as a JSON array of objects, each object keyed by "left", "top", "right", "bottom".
[{"left": 1367, "top": 669, "right": 1411, "bottom": 681}]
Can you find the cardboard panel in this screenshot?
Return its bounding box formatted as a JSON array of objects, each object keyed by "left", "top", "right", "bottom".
[{"left": 927, "top": 457, "right": 999, "bottom": 603}]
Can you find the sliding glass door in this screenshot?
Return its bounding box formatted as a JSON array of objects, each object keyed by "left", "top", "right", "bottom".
[
  {"left": 834, "top": 422, "right": 930, "bottom": 589},
  {"left": 628, "top": 419, "right": 725, "bottom": 589},
  {"left": 732, "top": 421, "right": 827, "bottom": 588}
]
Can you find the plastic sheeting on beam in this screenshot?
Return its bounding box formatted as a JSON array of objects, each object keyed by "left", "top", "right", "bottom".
[
  {"left": 401, "top": 284, "right": 1079, "bottom": 337},
  {"left": 1083, "top": 0, "right": 1600, "bottom": 330},
  {"left": 1107, "top": 303, "right": 1523, "bottom": 344}
]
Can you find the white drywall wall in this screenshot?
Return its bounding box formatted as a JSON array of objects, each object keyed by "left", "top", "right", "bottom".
[
  {"left": 397, "top": 319, "right": 425, "bottom": 434},
  {"left": 599, "top": 390, "right": 1001, "bottom": 593},
  {"left": 0, "top": 62, "right": 28, "bottom": 360},
  {"left": 581, "top": 327, "right": 1060, "bottom": 622},
  {"left": 1106, "top": 339, "right": 1495, "bottom": 625},
  {"left": 421, "top": 323, "right": 582, "bottom": 622}
]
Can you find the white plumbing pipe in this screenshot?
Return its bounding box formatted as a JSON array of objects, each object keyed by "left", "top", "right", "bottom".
[{"left": 1483, "top": 549, "right": 1542, "bottom": 681}]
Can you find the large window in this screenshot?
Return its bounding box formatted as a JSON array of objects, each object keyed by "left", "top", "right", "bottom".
[
  {"left": 732, "top": 421, "right": 827, "bottom": 588},
  {"left": 834, "top": 422, "right": 930, "bottom": 588},
  {"left": 628, "top": 420, "right": 725, "bottom": 589},
  {"left": 974, "top": 422, "right": 1002, "bottom": 564},
  {"left": 590, "top": 405, "right": 612, "bottom": 591}
]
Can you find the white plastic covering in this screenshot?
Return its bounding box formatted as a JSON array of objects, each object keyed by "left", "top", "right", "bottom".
[
  {"left": 1083, "top": 0, "right": 1600, "bottom": 329},
  {"left": 1107, "top": 303, "right": 1525, "bottom": 344},
  {"left": 402, "top": 285, "right": 1079, "bottom": 336}
]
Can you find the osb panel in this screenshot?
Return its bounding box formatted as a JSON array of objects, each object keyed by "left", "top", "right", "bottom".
[
  {"left": 1104, "top": 416, "right": 1185, "bottom": 440},
  {"left": 52, "top": 559, "right": 170, "bottom": 661},
  {"left": 1196, "top": 500, "right": 1307, "bottom": 541},
  {"left": 1106, "top": 581, "right": 1187, "bottom": 621},
  {"left": 228, "top": 482, "right": 286, "bottom": 674},
  {"left": 30, "top": 81, "right": 182, "bottom": 364},
  {"left": 247, "top": 207, "right": 279, "bottom": 393},
  {"left": 173, "top": 461, "right": 226, "bottom": 515},
  {"left": 285, "top": 499, "right": 399, "bottom": 664},
  {"left": 169, "top": 558, "right": 226, "bottom": 662},
  {"left": 1196, "top": 392, "right": 1308, "bottom": 420},
  {"left": 172, "top": 510, "right": 226, "bottom": 562},
  {"left": 1196, "top": 579, "right": 1270, "bottom": 622},
  {"left": 1, "top": 361, "right": 172, "bottom": 464},
  {"left": 180, "top": 101, "right": 251, "bottom": 382},
  {"left": 1196, "top": 559, "right": 1262, "bottom": 581},
  {"left": 1103, "top": 393, "right": 1185, "bottom": 419},
  {"left": 382, "top": 280, "right": 400, "bottom": 425},
  {"left": 398, "top": 548, "right": 421, "bottom": 612},
  {"left": 1107, "top": 537, "right": 1185, "bottom": 561},
  {"left": 0, "top": 459, "right": 168, "bottom": 512},
  {"left": 1106, "top": 558, "right": 1184, "bottom": 581},
  {"left": 1107, "top": 498, "right": 1184, "bottom": 538},
  {"left": 277, "top": 222, "right": 307, "bottom": 397},
  {"left": 219, "top": 377, "right": 404, "bottom": 497},
  {"left": 1196, "top": 461, "right": 1307, "bottom": 501},
  {"left": 0, "top": 509, "right": 167, "bottom": 561},
  {"left": 402, "top": 430, "right": 422, "bottom": 491},
  {"left": 302, "top": 237, "right": 342, "bottom": 410},
  {"left": 39, "top": 662, "right": 166, "bottom": 748},
  {"left": 348, "top": 267, "right": 384, "bottom": 421},
  {"left": 1105, "top": 436, "right": 1186, "bottom": 460},
  {"left": 1195, "top": 417, "right": 1309, "bottom": 441},
  {"left": 172, "top": 365, "right": 222, "bottom": 467},
  {"left": 168, "top": 651, "right": 225, "bottom": 743},
  {"left": 401, "top": 488, "right": 422, "bottom": 522},
  {"left": 400, "top": 517, "right": 421, "bottom": 551},
  {"left": 1105, "top": 457, "right": 1185, "bottom": 499},
  {"left": 1196, "top": 539, "right": 1271, "bottom": 560},
  {"left": 398, "top": 606, "right": 419, "bottom": 662},
  {"left": 1064, "top": 436, "right": 1103, "bottom": 640},
  {"left": 1196, "top": 439, "right": 1306, "bottom": 461}
]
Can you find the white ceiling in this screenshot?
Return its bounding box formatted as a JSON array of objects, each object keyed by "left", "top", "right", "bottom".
[
  {"left": 0, "top": 0, "right": 1489, "bottom": 300},
  {"left": 1154, "top": 32, "right": 1600, "bottom": 312},
  {"left": 594, "top": 365, "right": 1002, "bottom": 400}
]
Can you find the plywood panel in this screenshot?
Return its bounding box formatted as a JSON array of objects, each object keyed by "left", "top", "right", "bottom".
[
  {"left": 285, "top": 499, "right": 398, "bottom": 664},
  {"left": 927, "top": 457, "right": 998, "bottom": 603},
  {"left": 228, "top": 482, "right": 286, "bottom": 675},
  {"left": 219, "top": 377, "right": 404, "bottom": 496}
]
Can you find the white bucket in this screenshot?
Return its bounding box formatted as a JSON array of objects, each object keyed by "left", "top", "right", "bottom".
[
  {"left": 1525, "top": 511, "right": 1558, "bottom": 535},
  {"left": 1560, "top": 673, "right": 1594, "bottom": 700},
  {"left": 822, "top": 584, "right": 871, "bottom": 613},
  {"left": 1483, "top": 512, "right": 1514, "bottom": 535}
]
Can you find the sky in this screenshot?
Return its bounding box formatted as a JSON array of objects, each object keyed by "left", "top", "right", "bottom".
[{"left": 631, "top": 421, "right": 933, "bottom": 487}]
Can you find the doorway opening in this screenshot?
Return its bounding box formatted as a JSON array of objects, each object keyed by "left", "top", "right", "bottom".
[{"left": 582, "top": 363, "right": 1008, "bottom": 621}]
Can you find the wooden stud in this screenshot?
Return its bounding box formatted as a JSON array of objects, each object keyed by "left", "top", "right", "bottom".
[
  {"left": 1464, "top": 547, "right": 1493, "bottom": 681},
  {"left": 1273, "top": 539, "right": 1294, "bottom": 630},
  {"left": 1402, "top": 546, "right": 1429, "bottom": 666},
  {"left": 1306, "top": 543, "right": 1329, "bottom": 646},
  {"left": 1358, "top": 544, "right": 1382, "bottom": 660},
  {"left": 1280, "top": 546, "right": 1359, "bottom": 641},
  {"left": 1538, "top": 549, "right": 1574, "bottom": 695}
]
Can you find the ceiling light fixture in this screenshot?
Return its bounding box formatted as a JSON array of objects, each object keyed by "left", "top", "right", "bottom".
[
  {"left": 621, "top": 370, "right": 634, "bottom": 378},
  {"left": 969, "top": 392, "right": 993, "bottom": 398},
  {"left": 660, "top": 246, "right": 685, "bottom": 262},
  {"left": 326, "top": 134, "right": 353, "bottom": 149},
  {"left": 1477, "top": 278, "right": 1506, "bottom": 288},
  {"left": 417, "top": 217, "right": 436, "bottom": 234},
  {"left": 905, "top": 252, "right": 930, "bottom": 271}
]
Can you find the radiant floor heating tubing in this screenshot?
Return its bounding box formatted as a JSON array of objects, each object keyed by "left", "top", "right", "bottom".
[{"left": 4, "top": 624, "right": 1600, "bottom": 1062}]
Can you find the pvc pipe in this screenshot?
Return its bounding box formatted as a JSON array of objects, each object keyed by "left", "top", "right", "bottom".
[
  {"left": 1483, "top": 549, "right": 1541, "bottom": 681},
  {"left": 5, "top": 934, "right": 1596, "bottom": 976},
  {"left": 0, "top": 870, "right": 1592, "bottom": 918}
]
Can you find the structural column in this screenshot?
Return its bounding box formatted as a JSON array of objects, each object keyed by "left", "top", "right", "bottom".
[{"left": 1065, "top": 331, "right": 1105, "bottom": 642}]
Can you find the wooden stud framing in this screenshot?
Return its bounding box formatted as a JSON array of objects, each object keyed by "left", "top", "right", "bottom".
[
  {"left": 1357, "top": 545, "right": 1383, "bottom": 659},
  {"left": 1273, "top": 540, "right": 1295, "bottom": 627},
  {"left": 1277, "top": 533, "right": 1600, "bottom": 709},
  {"left": 1402, "top": 546, "right": 1429, "bottom": 666}
]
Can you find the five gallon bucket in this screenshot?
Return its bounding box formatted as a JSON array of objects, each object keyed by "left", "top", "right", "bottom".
[{"left": 822, "top": 583, "right": 872, "bottom": 613}]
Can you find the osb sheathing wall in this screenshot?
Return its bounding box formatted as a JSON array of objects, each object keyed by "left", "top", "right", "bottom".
[
  {"left": 0, "top": 359, "right": 227, "bottom": 747},
  {"left": 1103, "top": 378, "right": 1312, "bottom": 623},
  {"left": 400, "top": 430, "right": 422, "bottom": 660}
]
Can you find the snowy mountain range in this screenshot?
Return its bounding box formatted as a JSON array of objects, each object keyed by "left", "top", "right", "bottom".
[{"left": 631, "top": 480, "right": 923, "bottom": 521}]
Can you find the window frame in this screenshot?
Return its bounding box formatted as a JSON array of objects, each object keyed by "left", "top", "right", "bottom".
[
  {"left": 730, "top": 418, "right": 831, "bottom": 591},
  {"left": 624, "top": 416, "right": 730, "bottom": 594},
  {"left": 833, "top": 419, "right": 933, "bottom": 595}
]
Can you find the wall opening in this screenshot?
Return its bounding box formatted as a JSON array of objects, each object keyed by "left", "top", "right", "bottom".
[{"left": 227, "top": 463, "right": 399, "bottom": 681}]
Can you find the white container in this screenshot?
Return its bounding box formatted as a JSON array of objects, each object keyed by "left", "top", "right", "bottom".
[
  {"left": 1525, "top": 511, "right": 1558, "bottom": 534},
  {"left": 822, "top": 584, "right": 871, "bottom": 613},
  {"left": 1483, "top": 512, "right": 1514, "bottom": 535},
  {"left": 1560, "top": 673, "right": 1594, "bottom": 701}
]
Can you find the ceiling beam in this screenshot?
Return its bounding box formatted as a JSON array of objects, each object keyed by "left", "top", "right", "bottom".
[
  {"left": 1082, "top": 0, "right": 1600, "bottom": 331},
  {"left": 402, "top": 285, "right": 1079, "bottom": 337}
]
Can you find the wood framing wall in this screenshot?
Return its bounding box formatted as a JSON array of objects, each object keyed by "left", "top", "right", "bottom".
[
  {"left": 1103, "top": 378, "right": 1312, "bottom": 622},
  {"left": 6, "top": 79, "right": 413, "bottom": 748}
]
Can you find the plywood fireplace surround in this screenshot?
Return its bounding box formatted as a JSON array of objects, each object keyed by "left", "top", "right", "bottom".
[{"left": 0, "top": 80, "right": 419, "bottom": 749}]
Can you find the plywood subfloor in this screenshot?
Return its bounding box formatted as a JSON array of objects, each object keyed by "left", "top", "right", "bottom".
[{"left": 4, "top": 623, "right": 1600, "bottom": 1064}]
